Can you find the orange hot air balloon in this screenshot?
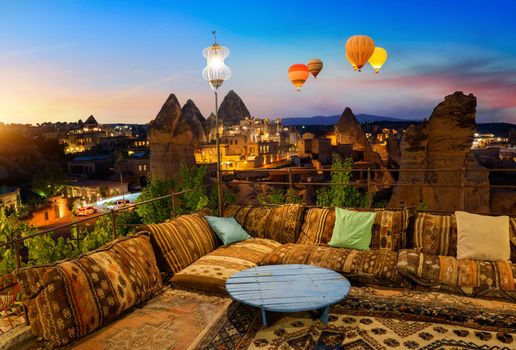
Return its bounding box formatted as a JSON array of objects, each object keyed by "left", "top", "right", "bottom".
[
  {"left": 345, "top": 52, "right": 358, "bottom": 71},
  {"left": 307, "top": 58, "right": 323, "bottom": 78},
  {"left": 288, "top": 64, "right": 310, "bottom": 91},
  {"left": 345, "top": 35, "right": 375, "bottom": 71}
]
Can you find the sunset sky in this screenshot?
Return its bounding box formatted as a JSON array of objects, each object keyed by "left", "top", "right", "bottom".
[{"left": 0, "top": 0, "right": 515, "bottom": 125}]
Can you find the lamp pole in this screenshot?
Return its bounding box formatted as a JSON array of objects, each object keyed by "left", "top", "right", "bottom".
[{"left": 203, "top": 31, "right": 231, "bottom": 216}]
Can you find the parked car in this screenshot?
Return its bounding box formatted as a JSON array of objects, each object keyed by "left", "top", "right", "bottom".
[
  {"left": 75, "top": 206, "right": 97, "bottom": 216},
  {"left": 114, "top": 199, "right": 133, "bottom": 210}
]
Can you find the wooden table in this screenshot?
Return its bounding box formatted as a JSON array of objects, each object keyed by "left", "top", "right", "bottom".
[{"left": 225, "top": 264, "right": 350, "bottom": 326}]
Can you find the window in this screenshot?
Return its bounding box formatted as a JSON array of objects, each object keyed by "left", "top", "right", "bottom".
[
  {"left": 138, "top": 165, "right": 142, "bottom": 171},
  {"left": 143, "top": 164, "right": 147, "bottom": 171},
  {"left": 44, "top": 211, "right": 49, "bottom": 221}
]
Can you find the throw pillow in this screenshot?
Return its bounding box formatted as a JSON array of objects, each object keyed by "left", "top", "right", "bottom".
[
  {"left": 205, "top": 216, "right": 251, "bottom": 245},
  {"left": 455, "top": 211, "right": 510, "bottom": 261},
  {"left": 328, "top": 208, "right": 376, "bottom": 250}
]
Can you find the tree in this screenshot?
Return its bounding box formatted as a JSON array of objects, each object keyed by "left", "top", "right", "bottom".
[
  {"left": 32, "top": 162, "right": 66, "bottom": 199},
  {"left": 135, "top": 178, "right": 175, "bottom": 224},
  {"left": 257, "top": 188, "right": 302, "bottom": 205},
  {"left": 0, "top": 207, "right": 32, "bottom": 275},
  {"left": 176, "top": 163, "right": 210, "bottom": 215},
  {"left": 316, "top": 154, "right": 368, "bottom": 208}
]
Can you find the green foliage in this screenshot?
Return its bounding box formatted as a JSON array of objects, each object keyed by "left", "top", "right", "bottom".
[
  {"left": 417, "top": 201, "right": 428, "bottom": 212},
  {"left": 31, "top": 162, "right": 66, "bottom": 198},
  {"left": 115, "top": 210, "right": 142, "bottom": 236},
  {"left": 176, "top": 163, "right": 210, "bottom": 215},
  {"left": 316, "top": 155, "right": 368, "bottom": 208},
  {"left": 257, "top": 188, "right": 302, "bottom": 205},
  {"left": 135, "top": 178, "right": 175, "bottom": 224},
  {"left": 79, "top": 216, "right": 113, "bottom": 253},
  {"left": 0, "top": 207, "right": 33, "bottom": 275}
]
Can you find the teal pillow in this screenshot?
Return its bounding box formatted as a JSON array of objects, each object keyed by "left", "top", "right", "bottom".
[
  {"left": 328, "top": 208, "right": 376, "bottom": 250},
  {"left": 205, "top": 216, "right": 251, "bottom": 245}
]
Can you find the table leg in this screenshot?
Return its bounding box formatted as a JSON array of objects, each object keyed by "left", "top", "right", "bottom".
[
  {"left": 261, "top": 308, "right": 268, "bottom": 327},
  {"left": 320, "top": 305, "right": 330, "bottom": 324}
]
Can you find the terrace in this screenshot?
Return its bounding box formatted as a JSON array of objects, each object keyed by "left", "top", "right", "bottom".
[{"left": 0, "top": 167, "right": 515, "bottom": 349}]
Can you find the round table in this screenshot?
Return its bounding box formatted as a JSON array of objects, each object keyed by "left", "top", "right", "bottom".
[{"left": 225, "top": 264, "right": 350, "bottom": 326}]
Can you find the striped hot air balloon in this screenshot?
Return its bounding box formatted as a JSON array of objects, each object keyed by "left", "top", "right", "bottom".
[
  {"left": 288, "top": 64, "right": 310, "bottom": 91},
  {"left": 307, "top": 59, "right": 323, "bottom": 79},
  {"left": 346, "top": 52, "right": 358, "bottom": 71},
  {"left": 345, "top": 35, "right": 375, "bottom": 71}
]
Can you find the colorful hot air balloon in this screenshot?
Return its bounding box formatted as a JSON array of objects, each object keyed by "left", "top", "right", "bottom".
[
  {"left": 288, "top": 64, "right": 310, "bottom": 91},
  {"left": 345, "top": 52, "right": 357, "bottom": 71},
  {"left": 368, "top": 47, "right": 387, "bottom": 73},
  {"left": 307, "top": 58, "right": 323, "bottom": 78},
  {"left": 345, "top": 35, "right": 375, "bottom": 71}
]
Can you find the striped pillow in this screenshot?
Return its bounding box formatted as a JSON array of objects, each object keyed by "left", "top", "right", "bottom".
[
  {"left": 142, "top": 211, "right": 219, "bottom": 274},
  {"left": 14, "top": 234, "right": 162, "bottom": 347},
  {"left": 412, "top": 213, "right": 457, "bottom": 256},
  {"left": 511, "top": 218, "right": 516, "bottom": 263},
  {"left": 296, "top": 207, "right": 410, "bottom": 251}
]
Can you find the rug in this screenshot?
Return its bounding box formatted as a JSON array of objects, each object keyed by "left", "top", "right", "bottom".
[{"left": 191, "top": 287, "right": 516, "bottom": 350}]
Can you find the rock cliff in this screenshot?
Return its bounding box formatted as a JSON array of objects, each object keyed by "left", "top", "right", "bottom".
[
  {"left": 217, "top": 90, "right": 251, "bottom": 126},
  {"left": 148, "top": 94, "right": 196, "bottom": 180},
  {"left": 181, "top": 99, "right": 208, "bottom": 144},
  {"left": 390, "top": 92, "right": 490, "bottom": 211},
  {"left": 335, "top": 107, "right": 369, "bottom": 150}
]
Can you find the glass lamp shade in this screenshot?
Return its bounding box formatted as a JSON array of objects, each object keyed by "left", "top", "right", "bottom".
[{"left": 203, "top": 42, "right": 231, "bottom": 91}]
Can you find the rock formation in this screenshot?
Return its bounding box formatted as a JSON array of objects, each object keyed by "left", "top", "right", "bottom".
[
  {"left": 335, "top": 107, "right": 369, "bottom": 151},
  {"left": 148, "top": 94, "right": 196, "bottom": 181},
  {"left": 509, "top": 128, "right": 516, "bottom": 147},
  {"left": 181, "top": 99, "right": 208, "bottom": 144},
  {"left": 217, "top": 90, "right": 251, "bottom": 126},
  {"left": 390, "top": 92, "right": 490, "bottom": 212}
]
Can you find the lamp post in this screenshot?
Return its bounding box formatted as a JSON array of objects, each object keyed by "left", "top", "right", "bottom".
[{"left": 203, "top": 31, "right": 231, "bottom": 216}]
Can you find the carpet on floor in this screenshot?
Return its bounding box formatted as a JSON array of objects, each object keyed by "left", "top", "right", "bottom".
[{"left": 190, "top": 287, "right": 516, "bottom": 350}]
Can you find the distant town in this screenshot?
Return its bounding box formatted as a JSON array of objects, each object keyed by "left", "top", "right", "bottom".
[{"left": 0, "top": 90, "right": 515, "bottom": 231}]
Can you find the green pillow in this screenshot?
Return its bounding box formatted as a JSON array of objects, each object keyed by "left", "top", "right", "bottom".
[
  {"left": 328, "top": 208, "right": 376, "bottom": 250},
  {"left": 205, "top": 216, "right": 251, "bottom": 245}
]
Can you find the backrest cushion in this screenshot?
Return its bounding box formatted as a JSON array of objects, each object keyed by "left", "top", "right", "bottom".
[
  {"left": 511, "top": 218, "right": 516, "bottom": 263},
  {"left": 223, "top": 204, "right": 305, "bottom": 243},
  {"left": 14, "top": 233, "right": 162, "bottom": 348},
  {"left": 141, "top": 211, "right": 219, "bottom": 274},
  {"left": 412, "top": 212, "right": 457, "bottom": 256},
  {"left": 296, "top": 207, "right": 410, "bottom": 251}
]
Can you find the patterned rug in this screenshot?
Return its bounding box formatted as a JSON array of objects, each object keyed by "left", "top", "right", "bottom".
[{"left": 191, "top": 287, "right": 516, "bottom": 350}]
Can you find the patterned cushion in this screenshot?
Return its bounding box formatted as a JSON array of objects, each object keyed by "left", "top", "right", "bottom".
[
  {"left": 141, "top": 211, "right": 219, "bottom": 275},
  {"left": 296, "top": 207, "right": 410, "bottom": 251},
  {"left": 14, "top": 234, "right": 162, "bottom": 347},
  {"left": 511, "top": 218, "right": 516, "bottom": 263},
  {"left": 171, "top": 238, "right": 282, "bottom": 293},
  {"left": 261, "top": 243, "right": 409, "bottom": 287},
  {"left": 397, "top": 249, "right": 516, "bottom": 298},
  {"left": 223, "top": 204, "right": 305, "bottom": 243},
  {"left": 412, "top": 213, "right": 457, "bottom": 256}
]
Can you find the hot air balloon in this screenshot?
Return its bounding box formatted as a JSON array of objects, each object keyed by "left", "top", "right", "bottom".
[
  {"left": 288, "top": 64, "right": 310, "bottom": 91},
  {"left": 345, "top": 35, "right": 375, "bottom": 71},
  {"left": 307, "top": 59, "right": 323, "bottom": 78},
  {"left": 345, "top": 52, "right": 358, "bottom": 71},
  {"left": 368, "top": 47, "right": 387, "bottom": 73}
]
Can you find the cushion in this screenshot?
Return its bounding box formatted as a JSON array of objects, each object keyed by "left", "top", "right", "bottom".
[
  {"left": 511, "top": 218, "right": 516, "bottom": 263},
  {"left": 205, "top": 216, "right": 251, "bottom": 245},
  {"left": 261, "top": 243, "right": 409, "bottom": 287},
  {"left": 171, "top": 238, "right": 282, "bottom": 293},
  {"left": 223, "top": 204, "right": 305, "bottom": 243},
  {"left": 141, "top": 211, "right": 219, "bottom": 274},
  {"left": 14, "top": 234, "right": 162, "bottom": 347},
  {"left": 455, "top": 211, "right": 510, "bottom": 261},
  {"left": 329, "top": 208, "right": 376, "bottom": 250},
  {"left": 296, "top": 207, "right": 410, "bottom": 251},
  {"left": 412, "top": 212, "right": 457, "bottom": 256},
  {"left": 397, "top": 249, "right": 516, "bottom": 299}
]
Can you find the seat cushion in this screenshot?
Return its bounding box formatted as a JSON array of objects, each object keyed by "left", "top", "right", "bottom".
[
  {"left": 171, "top": 238, "right": 282, "bottom": 293},
  {"left": 141, "top": 210, "right": 219, "bottom": 274},
  {"left": 14, "top": 233, "right": 162, "bottom": 348},
  {"left": 412, "top": 212, "right": 457, "bottom": 256},
  {"left": 296, "top": 207, "right": 410, "bottom": 251},
  {"left": 397, "top": 249, "right": 516, "bottom": 299},
  {"left": 223, "top": 204, "right": 305, "bottom": 243},
  {"left": 261, "top": 243, "right": 409, "bottom": 287}
]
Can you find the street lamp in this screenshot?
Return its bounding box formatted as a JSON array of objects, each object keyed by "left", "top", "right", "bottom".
[{"left": 203, "top": 31, "right": 231, "bottom": 216}]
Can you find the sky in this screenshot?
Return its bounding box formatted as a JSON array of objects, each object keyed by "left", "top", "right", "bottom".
[{"left": 0, "top": 0, "right": 515, "bottom": 125}]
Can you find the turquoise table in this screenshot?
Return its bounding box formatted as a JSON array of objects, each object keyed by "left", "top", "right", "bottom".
[{"left": 226, "top": 264, "right": 350, "bottom": 326}]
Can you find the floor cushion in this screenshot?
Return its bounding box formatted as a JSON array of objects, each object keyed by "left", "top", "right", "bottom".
[
  {"left": 171, "top": 238, "right": 282, "bottom": 293},
  {"left": 397, "top": 249, "right": 516, "bottom": 300},
  {"left": 141, "top": 210, "right": 219, "bottom": 274},
  {"left": 223, "top": 204, "right": 305, "bottom": 243},
  {"left": 261, "top": 243, "right": 409, "bottom": 287},
  {"left": 411, "top": 212, "right": 457, "bottom": 256},
  {"left": 296, "top": 207, "right": 411, "bottom": 251},
  {"left": 13, "top": 233, "right": 162, "bottom": 348}
]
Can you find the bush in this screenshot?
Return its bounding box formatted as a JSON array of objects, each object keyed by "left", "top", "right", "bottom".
[{"left": 316, "top": 155, "right": 368, "bottom": 208}]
